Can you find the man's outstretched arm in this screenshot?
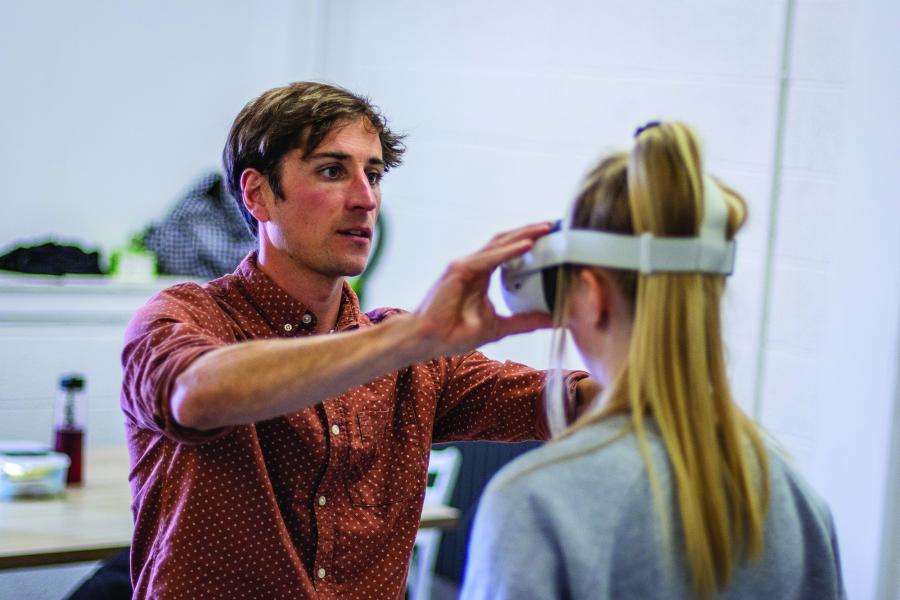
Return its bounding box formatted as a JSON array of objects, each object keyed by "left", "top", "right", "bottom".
[{"left": 171, "top": 222, "right": 555, "bottom": 431}]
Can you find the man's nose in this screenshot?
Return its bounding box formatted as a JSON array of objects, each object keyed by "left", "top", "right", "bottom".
[{"left": 348, "top": 170, "right": 378, "bottom": 210}]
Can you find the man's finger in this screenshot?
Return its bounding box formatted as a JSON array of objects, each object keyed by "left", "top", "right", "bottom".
[
  {"left": 464, "top": 239, "right": 534, "bottom": 274},
  {"left": 489, "top": 222, "right": 552, "bottom": 248},
  {"left": 495, "top": 312, "right": 554, "bottom": 338}
]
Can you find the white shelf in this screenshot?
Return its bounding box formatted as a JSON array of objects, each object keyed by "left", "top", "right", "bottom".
[{"left": 0, "top": 273, "right": 199, "bottom": 324}]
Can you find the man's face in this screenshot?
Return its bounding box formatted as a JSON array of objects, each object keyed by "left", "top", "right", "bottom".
[{"left": 263, "top": 117, "right": 385, "bottom": 280}]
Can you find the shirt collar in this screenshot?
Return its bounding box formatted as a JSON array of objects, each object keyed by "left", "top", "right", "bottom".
[{"left": 235, "top": 251, "right": 369, "bottom": 335}]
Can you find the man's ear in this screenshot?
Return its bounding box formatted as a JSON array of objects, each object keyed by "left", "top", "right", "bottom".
[{"left": 240, "top": 168, "right": 272, "bottom": 223}]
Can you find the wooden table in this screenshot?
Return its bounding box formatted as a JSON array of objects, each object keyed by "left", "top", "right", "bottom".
[
  {"left": 0, "top": 447, "right": 460, "bottom": 570},
  {"left": 0, "top": 447, "right": 133, "bottom": 570}
]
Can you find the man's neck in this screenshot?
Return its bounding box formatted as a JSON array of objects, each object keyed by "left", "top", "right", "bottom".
[{"left": 256, "top": 247, "right": 344, "bottom": 334}]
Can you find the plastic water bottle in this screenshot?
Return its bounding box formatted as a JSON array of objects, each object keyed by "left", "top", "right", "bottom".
[{"left": 54, "top": 374, "right": 86, "bottom": 485}]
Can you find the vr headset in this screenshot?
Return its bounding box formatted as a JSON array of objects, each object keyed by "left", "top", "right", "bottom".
[{"left": 501, "top": 176, "right": 736, "bottom": 314}]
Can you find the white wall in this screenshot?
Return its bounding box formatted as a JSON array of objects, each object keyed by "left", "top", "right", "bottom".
[
  {"left": 809, "top": 1, "right": 900, "bottom": 597},
  {"left": 0, "top": 0, "right": 318, "bottom": 259}
]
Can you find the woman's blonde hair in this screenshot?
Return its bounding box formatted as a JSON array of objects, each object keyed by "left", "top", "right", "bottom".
[{"left": 552, "top": 122, "right": 769, "bottom": 598}]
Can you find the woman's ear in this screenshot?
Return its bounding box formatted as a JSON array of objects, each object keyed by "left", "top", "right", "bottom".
[
  {"left": 240, "top": 168, "right": 272, "bottom": 223},
  {"left": 572, "top": 269, "right": 608, "bottom": 331}
]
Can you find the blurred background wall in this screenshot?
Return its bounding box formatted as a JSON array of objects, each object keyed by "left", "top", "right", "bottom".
[{"left": 0, "top": 1, "right": 897, "bottom": 598}]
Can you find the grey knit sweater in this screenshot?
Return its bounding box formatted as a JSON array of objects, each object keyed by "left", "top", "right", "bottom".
[{"left": 460, "top": 415, "right": 845, "bottom": 600}]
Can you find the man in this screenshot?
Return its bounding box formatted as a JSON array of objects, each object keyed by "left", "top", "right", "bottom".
[{"left": 121, "top": 81, "right": 594, "bottom": 599}]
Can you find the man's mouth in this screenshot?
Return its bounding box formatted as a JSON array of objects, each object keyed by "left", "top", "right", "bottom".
[{"left": 337, "top": 228, "right": 372, "bottom": 240}]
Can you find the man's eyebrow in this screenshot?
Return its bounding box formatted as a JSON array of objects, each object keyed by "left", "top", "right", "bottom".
[
  {"left": 305, "top": 151, "right": 385, "bottom": 167},
  {"left": 305, "top": 151, "right": 350, "bottom": 162}
]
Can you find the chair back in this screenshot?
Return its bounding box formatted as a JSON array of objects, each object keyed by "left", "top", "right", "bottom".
[
  {"left": 409, "top": 446, "right": 462, "bottom": 600},
  {"left": 424, "top": 446, "right": 461, "bottom": 506}
]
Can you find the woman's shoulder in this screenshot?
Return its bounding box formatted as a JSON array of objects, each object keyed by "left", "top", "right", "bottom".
[
  {"left": 762, "top": 442, "right": 838, "bottom": 530},
  {"left": 483, "top": 416, "right": 662, "bottom": 509}
]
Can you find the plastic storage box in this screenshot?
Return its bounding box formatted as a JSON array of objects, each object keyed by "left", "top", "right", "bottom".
[{"left": 0, "top": 441, "right": 71, "bottom": 499}]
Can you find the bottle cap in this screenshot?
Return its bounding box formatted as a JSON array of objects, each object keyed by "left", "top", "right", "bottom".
[{"left": 59, "top": 374, "right": 85, "bottom": 390}]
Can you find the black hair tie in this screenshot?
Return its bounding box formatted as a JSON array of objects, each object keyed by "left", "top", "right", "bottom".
[{"left": 634, "top": 120, "right": 662, "bottom": 138}]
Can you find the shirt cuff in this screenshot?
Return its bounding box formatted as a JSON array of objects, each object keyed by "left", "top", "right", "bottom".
[{"left": 564, "top": 370, "right": 592, "bottom": 425}]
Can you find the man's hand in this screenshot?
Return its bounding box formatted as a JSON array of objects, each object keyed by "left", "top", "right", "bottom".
[{"left": 412, "top": 222, "right": 554, "bottom": 360}]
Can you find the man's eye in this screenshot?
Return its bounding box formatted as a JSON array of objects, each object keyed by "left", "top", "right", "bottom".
[
  {"left": 322, "top": 166, "right": 343, "bottom": 179},
  {"left": 367, "top": 171, "right": 383, "bottom": 185}
]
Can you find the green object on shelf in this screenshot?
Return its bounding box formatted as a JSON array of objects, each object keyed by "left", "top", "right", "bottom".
[{"left": 109, "top": 235, "right": 158, "bottom": 282}]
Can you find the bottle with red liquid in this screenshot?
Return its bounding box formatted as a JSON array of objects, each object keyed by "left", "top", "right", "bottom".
[{"left": 54, "top": 374, "right": 86, "bottom": 485}]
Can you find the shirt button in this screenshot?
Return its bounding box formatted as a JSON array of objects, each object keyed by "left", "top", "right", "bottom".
[
  {"left": 283, "top": 323, "right": 293, "bottom": 332},
  {"left": 301, "top": 313, "right": 313, "bottom": 325},
  {"left": 317, "top": 568, "right": 326, "bottom": 579},
  {"left": 331, "top": 424, "right": 340, "bottom": 435},
  {"left": 318, "top": 495, "right": 327, "bottom": 506}
]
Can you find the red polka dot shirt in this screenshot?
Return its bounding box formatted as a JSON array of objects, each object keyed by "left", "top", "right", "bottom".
[{"left": 121, "top": 252, "right": 586, "bottom": 599}]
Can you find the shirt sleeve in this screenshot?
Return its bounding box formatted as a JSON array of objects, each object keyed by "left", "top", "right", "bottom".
[
  {"left": 120, "top": 283, "right": 234, "bottom": 444},
  {"left": 432, "top": 350, "right": 588, "bottom": 443},
  {"left": 459, "top": 476, "right": 568, "bottom": 600}
]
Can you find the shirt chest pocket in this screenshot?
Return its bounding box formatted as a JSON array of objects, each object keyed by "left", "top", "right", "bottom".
[{"left": 346, "top": 409, "right": 427, "bottom": 506}]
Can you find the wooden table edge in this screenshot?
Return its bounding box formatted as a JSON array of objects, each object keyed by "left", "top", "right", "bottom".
[
  {"left": 419, "top": 505, "right": 461, "bottom": 530},
  {"left": 0, "top": 544, "right": 129, "bottom": 571}
]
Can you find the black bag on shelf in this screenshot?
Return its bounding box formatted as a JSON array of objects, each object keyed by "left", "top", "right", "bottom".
[{"left": 0, "top": 242, "right": 103, "bottom": 276}]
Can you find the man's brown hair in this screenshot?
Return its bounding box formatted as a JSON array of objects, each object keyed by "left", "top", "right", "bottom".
[{"left": 223, "top": 82, "right": 406, "bottom": 235}]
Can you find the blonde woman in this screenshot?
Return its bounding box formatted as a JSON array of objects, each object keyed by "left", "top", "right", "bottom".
[{"left": 460, "top": 122, "right": 844, "bottom": 600}]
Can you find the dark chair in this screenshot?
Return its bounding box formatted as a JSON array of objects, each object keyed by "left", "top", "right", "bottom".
[
  {"left": 432, "top": 440, "right": 542, "bottom": 585},
  {"left": 65, "top": 548, "right": 132, "bottom": 600}
]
